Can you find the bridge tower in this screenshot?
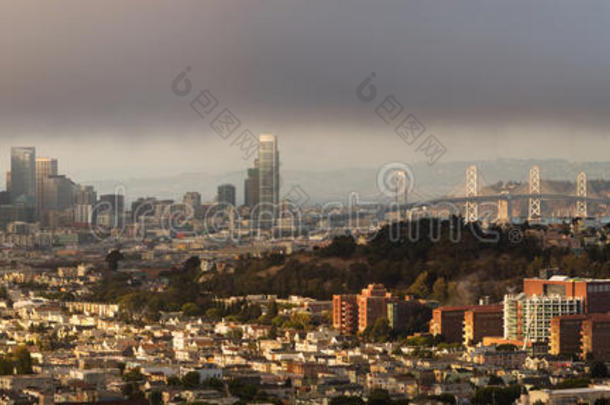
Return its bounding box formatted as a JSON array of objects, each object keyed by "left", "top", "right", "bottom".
[
  {"left": 576, "top": 172, "right": 587, "bottom": 218},
  {"left": 528, "top": 166, "right": 541, "bottom": 222},
  {"left": 465, "top": 165, "right": 478, "bottom": 222}
]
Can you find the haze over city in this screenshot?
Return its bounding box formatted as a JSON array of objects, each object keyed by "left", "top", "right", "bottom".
[{"left": 2, "top": 0, "right": 610, "bottom": 183}]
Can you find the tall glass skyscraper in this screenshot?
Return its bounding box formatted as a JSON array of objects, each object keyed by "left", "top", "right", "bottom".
[
  {"left": 256, "top": 134, "right": 279, "bottom": 227},
  {"left": 217, "top": 184, "right": 236, "bottom": 207},
  {"left": 257, "top": 134, "right": 279, "bottom": 205},
  {"left": 36, "top": 157, "right": 58, "bottom": 216},
  {"left": 10, "top": 147, "right": 36, "bottom": 206}
]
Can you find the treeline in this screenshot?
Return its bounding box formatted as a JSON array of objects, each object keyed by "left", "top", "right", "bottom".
[
  {"left": 88, "top": 219, "right": 610, "bottom": 322},
  {"left": 203, "top": 219, "right": 610, "bottom": 302}
]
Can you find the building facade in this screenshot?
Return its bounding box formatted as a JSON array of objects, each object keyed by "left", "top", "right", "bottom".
[
  {"left": 549, "top": 315, "right": 588, "bottom": 357},
  {"left": 256, "top": 134, "right": 279, "bottom": 226},
  {"left": 332, "top": 294, "right": 358, "bottom": 335},
  {"left": 35, "top": 157, "right": 58, "bottom": 217},
  {"left": 581, "top": 314, "right": 610, "bottom": 361},
  {"left": 217, "top": 184, "right": 236, "bottom": 207},
  {"left": 463, "top": 305, "right": 504, "bottom": 346},
  {"left": 244, "top": 167, "right": 259, "bottom": 209},
  {"left": 357, "top": 284, "right": 391, "bottom": 333},
  {"left": 10, "top": 147, "right": 36, "bottom": 206},
  {"left": 503, "top": 293, "right": 583, "bottom": 342}
]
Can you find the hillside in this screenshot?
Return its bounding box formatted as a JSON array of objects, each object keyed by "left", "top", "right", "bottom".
[{"left": 201, "top": 220, "right": 610, "bottom": 303}]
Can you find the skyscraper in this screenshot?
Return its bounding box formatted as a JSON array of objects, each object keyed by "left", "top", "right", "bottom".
[
  {"left": 41, "top": 175, "right": 75, "bottom": 212},
  {"left": 98, "top": 194, "right": 125, "bottom": 228},
  {"left": 256, "top": 134, "right": 279, "bottom": 225},
  {"left": 10, "top": 147, "right": 36, "bottom": 206},
  {"left": 217, "top": 184, "right": 236, "bottom": 207},
  {"left": 244, "top": 167, "right": 259, "bottom": 209},
  {"left": 36, "top": 157, "right": 59, "bottom": 216}
]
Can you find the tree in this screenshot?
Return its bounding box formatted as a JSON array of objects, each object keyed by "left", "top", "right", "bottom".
[
  {"left": 183, "top": 256, "right": 202, "bottom": 272},
  {"left": 487, "top": 375, "right": 504, "bottom": 386},
  {"left": 182, "top": 302, "right": 201, "bottom": 317},
  {"left": 149, "top": 390, "right": 163, "bottom": 405},
  {"left": 330, "top": 396, "right": 365, "bottom": 405},
  {"left": 432, "top": 278, "right": 448, "bottom": 302},
  {"left": 122, "top": 382, "right": 144, "bottom": 400},
  {"left": 407, "top": 271, "right": 429, "bottom": 298},
  {"left": 122, "top": 367, "right": 144, "bottom": 382},
  {"left": 367, "top": 318, "right": 391, "bottom": 343},
  {"left": 14, "top": 346, "right": 33, "bottom": 375},
  {"left": 473, "top": 385, "right": 521, "bottom": 405},
  {"left": 182, "top": 371, "right": 201, "bottom": 388},
  {"left": 228, "top": 329, "right": 244, "bottom": 343},
  {"left": 368, "top": 389, "right": 391, "bottom": 405},
  {"left": 0, "top": 357, "right": 13, "bottom": 375},
  {"left": 105, "top": 249, "right": 124, "bottom": 271},
  {"left": 590, "top": 360, "right": 609, "bottom": 378}
]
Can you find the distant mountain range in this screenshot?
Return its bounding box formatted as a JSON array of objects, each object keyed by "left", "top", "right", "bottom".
[{"left": 85, "top": 159, "right": 610, "bottom": 205}]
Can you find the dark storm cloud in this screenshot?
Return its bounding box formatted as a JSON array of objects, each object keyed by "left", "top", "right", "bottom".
[{"left": 0, "top": 0, "right": 609, "bottom": 178}]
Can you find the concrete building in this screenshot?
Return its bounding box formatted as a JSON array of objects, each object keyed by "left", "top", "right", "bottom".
[
  {"left": 549, "top": 314, "right": 588, "bottom": 357},
  {"left": 35, "top": 157, "right": 58, "bottom": 217},
  {"left": 256, "top": 134, "right": 279, "bottom": 227},
  {"left": 332, "top": 294, "right": 358, "bottom": 335},
  {"left": 430, "top": 306, "right": 471, "bottom": 344},
  {"left": 503, "top": 293, "right": 583, "bottom": 342},
  {"left": 581, "top": 314, "right": 610, "bottom": 361},
  {"left": 463, "top": 305, "right": 504, "bottom": 346},
  {"left": 244, "top": 167, "right": 259, "bottom": 209},
  {"left": 41, "top": 175, "right": 74, "bottom": 213},
  {"left": 10, "top": 147, "right": 36, "bottom": 206},
  {"left": 524, "top": 276, "right": 610, "bottom": 313},
  {"left": 387, "top": 299, "right": 426, "bottom": 331},
  {"left": 183, "top": 192, "right": 202, "bottom": 210},
  {"left": 525, "top": 386, "right": 610, "bottom": 405},
  {"left": 218, "top": 184, "right": 236, "bottom": 207},
  {"left": 357, "top": 284, "right": 392, "bottom": 333}
]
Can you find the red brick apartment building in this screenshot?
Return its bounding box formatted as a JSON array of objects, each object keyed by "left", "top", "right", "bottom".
[
  {"left": 524, "top": 276, "right": 610, "bottom": 313},
  {"left": 332, "top": 294, "right": 358, "bottom": 335},
  {"left": 463, "top": 305, "right": 504, "bottom": 345},
  {"left": 357, "top": 284, "right": 392, "bottom": 333},
  {"left": 333, "top": 284, "right": 394, "bottom": 335},
  {"left": 549, "top": 314, "right": 588, "bottom": 356},
  {"left": 581, "top": 314, "right": 610, "bottom": 361},
  {"left": 430, "top": 306, "right": 471, "bottom": 343},
  {"left": 549, "top": 314, "right": 610, "bottom": 360},
  {"left": 430, "top": 305, "right": 503, "bottom": 345}
]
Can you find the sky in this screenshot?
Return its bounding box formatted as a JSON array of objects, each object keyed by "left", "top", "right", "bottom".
[{"left": 1, "top": 0, "right": 609, "bottom": 185}]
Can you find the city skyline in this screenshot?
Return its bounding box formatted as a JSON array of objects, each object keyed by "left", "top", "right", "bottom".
[{"left": 1, "top": 3, "right": 610, "bottom": 403}]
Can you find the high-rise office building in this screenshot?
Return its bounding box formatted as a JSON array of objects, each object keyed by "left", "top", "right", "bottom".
[
  {"left": 244, "top": 167, "right": 259, "bottom": 208},
  {"left": 36, "top": 157, "right": 59, "bottom": 216},
  {"left": 97, "top": 194, "right": 125, "bottom": 228},
  {"left": 41, "top": 175, "right": 75, "bottom": 212},
  {"left": 255, "top": 134, "right": 279, "bottom": 227},
  {"left": 73, "top": 185, "right": 97, "bottom": 226},
  {"left": 10, "top": 147, "right": 36, "bottom": 206},
  {"left": 183, "top": 192, "right": 202, "bottom": 209},
  {"left": 217, "top": 184, "right": 236, "bottom": 207},
  {"left": 357, "top": 284, "right": 392, "bottom": 333},
  {"left": 131, "top": 197, "right": 157, "bottom": 222},
  {"left": 257, "top": 134, "right": 279, "bottom": 207}
]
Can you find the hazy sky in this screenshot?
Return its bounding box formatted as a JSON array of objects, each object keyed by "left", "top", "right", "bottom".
[{"left": 1, "top": 0, "right": 609, "bottom": 184}]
